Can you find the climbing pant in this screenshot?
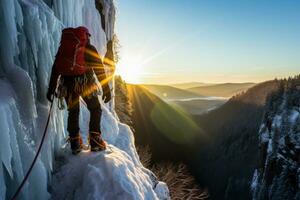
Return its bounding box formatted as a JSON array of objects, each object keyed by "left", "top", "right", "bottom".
[
  {"left": 62, "top": 73, "right": 102, "bottom": 137},
  {"left": 65, "top": 91, "right": 101, "bottom": 137}
]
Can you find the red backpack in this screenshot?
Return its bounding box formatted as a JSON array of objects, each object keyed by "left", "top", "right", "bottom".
[{"left": 55, "top": 26, "right": 89, "bottom": 76}]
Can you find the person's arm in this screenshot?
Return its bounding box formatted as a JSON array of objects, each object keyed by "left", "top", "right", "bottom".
[{"left": 85, "top": 44, "right": 111, "bottom": 102}]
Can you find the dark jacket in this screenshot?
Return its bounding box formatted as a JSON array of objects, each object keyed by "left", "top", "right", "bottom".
[{"left": 48, "top": 43, "right": 111, "bottom": 99}]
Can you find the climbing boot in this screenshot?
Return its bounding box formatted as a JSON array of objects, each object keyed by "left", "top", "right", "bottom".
[
  {"left": 89, "top": 131, "right": 106, "bottom": 151},
  {"left": 69, "top": 135, "right": 84, "bottom": 155}
]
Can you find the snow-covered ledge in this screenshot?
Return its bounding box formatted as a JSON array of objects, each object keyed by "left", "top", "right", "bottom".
[{"left": 0, "top": 0, "right": 169, "bottom": 199}]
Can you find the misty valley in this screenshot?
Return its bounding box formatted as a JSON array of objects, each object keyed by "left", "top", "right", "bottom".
[{"left": 115, "top": 76, "right": 300, "bottom": 200}]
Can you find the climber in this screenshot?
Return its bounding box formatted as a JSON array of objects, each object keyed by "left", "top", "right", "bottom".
[{"left": 46, "top": 26, "right": 112, "bottom": 155}]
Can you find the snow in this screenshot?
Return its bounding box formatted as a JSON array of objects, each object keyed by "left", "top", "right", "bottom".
[
  {"left": 0, "top": 0, "right": 169, "bottom": 199},
  {"left": 252, "top": 93, "right": 300, "bottom": 199},
  {"left": 267, "top": 139, "right": 273, "bottom": 154},
  {"left": 51, "top": 146, "right": 165, "bottom": 200},
  {"left": 260, "top": 130, "right": 269, "bottom": 143},
  {"left": 250, "top": 169, "right": 259, "bottom": 192},
  {"left": 289, "top": 110, "right": 299, "bottom": 124},
  {"left": 272, "top": 115, "right": 282, "bottom": 130},
  {"left": 298, "top": 168, "right": 300, "bottom": 189},
  {"left": 0, "top": 81, "right": 15, "bottom": 180}
]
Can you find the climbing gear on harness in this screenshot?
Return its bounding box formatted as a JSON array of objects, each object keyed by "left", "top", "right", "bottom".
[
  {"left": 56, "top": 72, "right": 101, "bottom": 110},
  {"left": 89, "top": 131, "right": 107, "bottom": 151}
]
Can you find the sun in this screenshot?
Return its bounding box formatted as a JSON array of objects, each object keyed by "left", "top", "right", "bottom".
[{"left": 116, "top": 53, "right": 143, "bottom": 83}]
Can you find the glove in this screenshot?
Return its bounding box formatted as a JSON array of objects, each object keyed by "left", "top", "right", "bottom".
[
  {"left": 102, "top": 91, "right": 111, "bottom": 103},
  {"left": 47, "top": 89, "right": 54, "bottom": 103}
]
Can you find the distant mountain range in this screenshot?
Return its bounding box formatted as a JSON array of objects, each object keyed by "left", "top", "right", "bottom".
[
  {"left": 142, "top": 82, "right": 256, "bottom": 100},
  {"left": 141, "top": 84, "right": 202, "bottom": 100},
  {"left": 187, "top": 82, "right": 256, "bottom": 97},
  {"left": 171, "top": 82, "right": 210, "bottom": 89},
  {"left": 141, "top": 84, "right": 228, "bottom": 115}
]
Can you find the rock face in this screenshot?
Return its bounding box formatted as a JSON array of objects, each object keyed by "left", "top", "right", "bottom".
[
  {"left": 0, "top": 0, "right": 169, "bottom": 199},
  {"left": 251, "top": 76, "right": 300, "bottom": 200}
]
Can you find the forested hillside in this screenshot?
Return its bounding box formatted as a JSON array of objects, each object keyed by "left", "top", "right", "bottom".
[
  {"left": 192, "top": 80, "right": 280, "bottom": 199},
  {"left": 252, "top": 75, "right": 300, "bottom": 200}
]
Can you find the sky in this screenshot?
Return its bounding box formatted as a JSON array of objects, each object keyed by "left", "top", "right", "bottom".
[{"left": 115, "top": 0, "right": 300, "bottom": 84}]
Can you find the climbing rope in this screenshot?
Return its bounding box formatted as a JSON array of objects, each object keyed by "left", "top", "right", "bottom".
[{"left": 10, "top": 100, "right": 54, "bottom": 200}]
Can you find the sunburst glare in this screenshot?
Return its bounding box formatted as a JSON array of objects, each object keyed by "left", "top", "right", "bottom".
[{"left": 116, "top": 53, "right": 144, "bottom": 83}]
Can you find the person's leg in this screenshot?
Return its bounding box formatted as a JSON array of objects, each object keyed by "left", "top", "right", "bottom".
[
  {"left": 82, "top": 95, "right": 106, "bottom": 151},
  {"left": 65, "top": 92, "right": 83, "bottom": 154},
  {"left": 83, "top": 95, "right": 102, "bottom": 133},
  {"left": 65, "top": 92, "right": 80, "bottom": 136}
]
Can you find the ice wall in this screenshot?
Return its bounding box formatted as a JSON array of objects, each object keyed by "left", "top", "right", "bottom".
[
  {"left": 0, "top": 0, "right": 65, "bottom": 199},
  {"left": 0, "top": 0, "right": 169, "bottom": 199}
]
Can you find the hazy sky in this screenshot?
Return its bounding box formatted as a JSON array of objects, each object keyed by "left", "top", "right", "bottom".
[{"left": 115, "top": 0, "right": 300, "bottom": 84}]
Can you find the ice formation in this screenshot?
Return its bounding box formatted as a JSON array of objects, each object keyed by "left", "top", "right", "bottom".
[{"left": 0, "top": 0, "right": 169, "bottom": 199}]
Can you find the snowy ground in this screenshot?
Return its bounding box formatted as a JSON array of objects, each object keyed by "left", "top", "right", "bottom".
[
  {"left": 50, "top": 101, "right": 170, "bottom": 200},
  {"left": 51, "top": 145, "right": 166, "bottom": 200}
]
